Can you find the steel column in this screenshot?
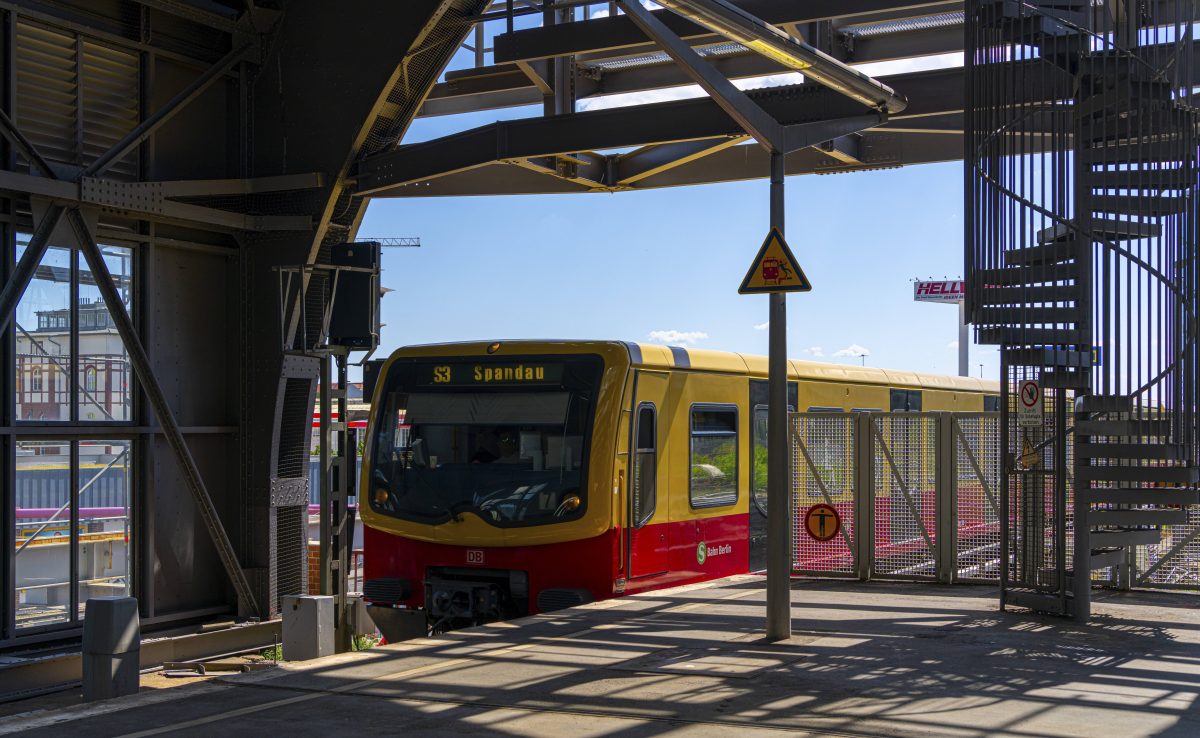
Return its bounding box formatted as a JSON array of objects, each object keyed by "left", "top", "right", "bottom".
[
  {"left": 319, "top": 355, "right": 332, "bottom": 596},
  {"left": 765, "top": 150, "right": 790, "bottom": 640},
  {"left": 67, "top": 208, "right": 260, "bottom": 616}
]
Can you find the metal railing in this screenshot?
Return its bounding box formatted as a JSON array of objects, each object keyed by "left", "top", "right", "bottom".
[{"left": 791, "top": 412, "right": 1001, "bottom": 583}]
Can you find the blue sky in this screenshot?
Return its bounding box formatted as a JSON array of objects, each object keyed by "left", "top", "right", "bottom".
[{"left": 356, "top": 9, "right": 998, "bottom": 381}]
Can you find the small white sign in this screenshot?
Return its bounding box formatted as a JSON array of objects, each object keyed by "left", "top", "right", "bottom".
[{"left": 1017, "top": 379, "right": 1042, "bottom": 427}]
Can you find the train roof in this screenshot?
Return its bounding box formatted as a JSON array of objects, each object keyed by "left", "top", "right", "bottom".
[{"left": 392, "top": 340, "right": 1001, "bottom": 394}]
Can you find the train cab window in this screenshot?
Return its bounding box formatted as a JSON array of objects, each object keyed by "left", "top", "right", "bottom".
[
  {"left": 690, "top": 405, "right": 738, "bottom": 508},
  {"left": 890, "top": 389, "right": 922, "bottom": 412},
  {"left": 632, "top": 404, "right": 657, "bottom": 527},
  {"left": 984, "top": 395, "right": 1001, "bottom": 412}
]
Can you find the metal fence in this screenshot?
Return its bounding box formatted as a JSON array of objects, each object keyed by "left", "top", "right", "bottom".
[{"left": 791, "top": 412, "right": 1001, "bottom": 583}]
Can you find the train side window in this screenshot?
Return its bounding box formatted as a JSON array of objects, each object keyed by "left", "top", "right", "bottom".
[
  {"left": 690, "top": 405, "right": 738, "bottom": 508},
  {"left": 632, "top": 403, "right": 657, "bottom": 527},
  {"left": 890, "top": 389, "right": 922, "bottom": 412},
  {"left": 807, "top": 406, "right": 841, "bottom": 412},
  {"left": 984, "top": 395, "right": 1001, "bottom": 412}
]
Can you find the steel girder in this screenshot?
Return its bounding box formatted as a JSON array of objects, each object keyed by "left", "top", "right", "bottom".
[{"left": 358, "top": 65, "right": 980, "bottom": 196}]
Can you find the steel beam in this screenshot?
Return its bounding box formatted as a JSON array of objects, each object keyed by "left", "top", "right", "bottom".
[
  {"left": 493, "top": 1, "right": 963, "bottom": 64},
  {"left": 369, "top": 130, "right": 967, "bottom": 196},
  {"left": 130, "top": 0, "right": 247, "bottom": 37},
  {"left": 421, "top": 23, "right": 963, "bottom": 119},
  {"left": 67, "top": 208, "right": 260, "bottom": 617},
  {"left": 0, "top": 170, "right": 312, "bottom": 232},
  {"left": 617, "top": 0, "right": 784, "bottom": 150},
  {"left": 615, "top": 135, "right": 749, "bottom": 185}
]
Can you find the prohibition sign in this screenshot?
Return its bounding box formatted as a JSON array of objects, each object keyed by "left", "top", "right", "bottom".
[{"left": 804, "top": 503, "right": 841, "bottom": 542}]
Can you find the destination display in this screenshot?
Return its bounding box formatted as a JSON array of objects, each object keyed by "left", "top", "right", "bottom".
[{"left": 420, "top": 361, "right": 565, "bottom": 387}]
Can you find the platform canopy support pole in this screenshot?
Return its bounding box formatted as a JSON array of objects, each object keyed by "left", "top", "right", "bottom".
[{"left": 765, "top": 151, "right": 791, "bottom": 641}]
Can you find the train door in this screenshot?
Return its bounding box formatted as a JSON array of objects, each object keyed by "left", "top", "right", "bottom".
[
  {"left": 748, "top": 379, "right": 798, "bottom": 572},
  {"left": 627, "top": 370, "right": 669, "bottom": 579}
]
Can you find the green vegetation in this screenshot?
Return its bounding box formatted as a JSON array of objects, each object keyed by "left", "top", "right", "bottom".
[
  {"left": 352, "top": 634, "right": 381, "bottom": 651},
  {"left": 261, "top": 644, "right": 283, "bottom": 661}
]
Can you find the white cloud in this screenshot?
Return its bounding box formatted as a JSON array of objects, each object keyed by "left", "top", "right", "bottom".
[
  {"left": 648, "top": 330, "right": 708, "bottom": 346},
  {"left": 803, "top": 346, "right": 825, "bottom": 358},
  {"left": 947, "top": 340, "right": 959, "bottom": 349},
  {"left": 754, "top": 322, "right": 769, "bottom": 331},
  {"left": 833, "top": 343, "right": 871, "bottom": 358}
]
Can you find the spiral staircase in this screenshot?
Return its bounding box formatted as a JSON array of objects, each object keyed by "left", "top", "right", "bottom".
[{"left": 967, "top": 0, "right": 1200, "bottom": 618}]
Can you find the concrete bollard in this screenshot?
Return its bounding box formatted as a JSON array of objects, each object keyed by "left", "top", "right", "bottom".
[
  {"left": 82, "top": 596, "right": 140, "bottom": 702},
  {"left": 281, "top": 595, "right": 334, "bottom": 661}
]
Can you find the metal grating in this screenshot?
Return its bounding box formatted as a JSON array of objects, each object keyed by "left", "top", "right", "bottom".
[
  {"left": 791, "top": 414, "right": 856, "bottom": 576},
  {"left": 13, "top": 21, "right": 140, "bottom": 180},
  {"left": 1135, "top": 506, "right": 1200, "bottom": 588},
  {"left": 872, "top": 414, "right": 938, "bottom": 579},
  {"left": 954, "top": 415, "right": 1002, "bottom": 581},
  {"left": 274, "top": 505, "right": 307, "bottom": 614},
  {"left": 276, "top": 377, "right": 314, "bottom": 479}
]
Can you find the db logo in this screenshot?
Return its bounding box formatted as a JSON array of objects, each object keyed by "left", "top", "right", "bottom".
[{"left": 466, "top": 549, "right": 485, "bottom": 565}]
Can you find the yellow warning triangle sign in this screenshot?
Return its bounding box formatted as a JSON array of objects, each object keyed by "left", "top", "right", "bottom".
[{"left": 738, "top": 227, "right": 812, "bottom": 294}]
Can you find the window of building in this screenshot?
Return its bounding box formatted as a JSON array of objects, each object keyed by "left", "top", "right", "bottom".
[
  {"left": 13, "top": 235, "right": 132, "bottom": 423},
  {"left": 632, "top": 404, "right": 657, "bottom": 527},
  {"left": 690, "top": 405, "right": 738, "bottom": 508},
  {"left": 13, "top": 439, "right": 132, "bottom": 630}
]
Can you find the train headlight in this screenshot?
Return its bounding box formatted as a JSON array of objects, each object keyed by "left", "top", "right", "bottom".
[
  {"left": 487, "top": 342, "right": 501, "bottom": 354},
  {"left": 373, "top": 488, "right": 390, "bottom": 506}
]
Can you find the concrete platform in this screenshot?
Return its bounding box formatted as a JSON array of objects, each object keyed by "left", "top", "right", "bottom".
[{"left": 4, "top": 576, "right": 1200, "bottom": 737}]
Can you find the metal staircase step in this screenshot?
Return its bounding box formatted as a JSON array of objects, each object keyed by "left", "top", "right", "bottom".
[
  {"left": 1076, "top": 78, "right": 1175, "bottom": 118},
  {"left": 979, "top": 1, "right": 1088, "bottom": 41},
  {"left": 1082, "top": 138, "right": 1189, "bottom": 166},
  {"left": 1004, "top": 347, "right": 1093, "bottom": 368},
  {"left": 1089, "top": 548, "right": 1128, "bottom": 569},
  {"left": 1074, "top": 395, "right": 1132, "bottom": 414},
  {"left": 1038, "top": 219, "right": 1161, "bottom": 243},
  {"left": 978, "top": 284, "right": 1079, "bottom": 305},
  {"left": 1089, "top": 166, "right": 1196, "bottom": 193},
  {"left": 1086, "top": 487, "right": 1200, "bottom": 505},
  {"left": 1076, "top": 442, "right": 1184, "bottom": 460},
  {"left": 1074, "top": 418, "right": 1173, "bottom": 436},
  {"left": 1077, "top": 465, "right": 1198, "bottom": 484},
  {"left": 1090, "top": 194, "right": 1188, "bottom": 216},
  {"left": 1090, "top": 528, "right": 1163, "bottom": 547},
  {"left": 978, "top": 306, "right": 1083, "bottom": 325},
  {"left": 978, "top": 263, "right": 1078, "bottom": 285},
  {"left": 1040, "top": 370, "right": 1090, "bottom": 389},
  {"left": 978, "top": 327, "right": 1088, "bottom": 346},
  {"left": 1089, "top": 509, "right": 1189, "bottom": 527},
  {"left": 1004, "top": 240, "right": 1080, "bottom": 266}
]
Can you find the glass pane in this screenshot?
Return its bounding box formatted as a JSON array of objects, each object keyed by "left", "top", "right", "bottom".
[
  {"left": 693, "top": 409, "right": 736, "bottom": 433},
  {"left": 633, "top": 452, "right": 655, "bottom": 525},
  {"left": 752, "top": 408, "right": 768, "bottom": 514},
  {"left": 15, "top": 238, "right": 72, "bottom": 422},
  {"left": 691, "top": 434, "right": 737, "bottom": 507},
  {"left": 77, "top": 440, "right": 132, "bottom": 618},
  {"left": 78, "top": 245, "right": 132, "bottom": 422},
  {"left": 15, "top": 440, "right": 73, "bottom": 629}
]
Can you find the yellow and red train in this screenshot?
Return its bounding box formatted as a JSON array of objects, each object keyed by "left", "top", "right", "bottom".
[{"left": 360, "top": 340, "right": 998, "bottom": 631}]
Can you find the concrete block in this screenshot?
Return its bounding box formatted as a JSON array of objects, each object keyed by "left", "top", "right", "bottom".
[
  {"left": 83, "top": 651, "right": 139, "bottom": 702},
  {"left": 82, "top": 597, "right": 140, "bottom": 702},
  {"left": 282, "top": 595, "right": 334, "bottom": 661},
  {"left": 82, "top": 597, "right": 140, "bottom": 655}
]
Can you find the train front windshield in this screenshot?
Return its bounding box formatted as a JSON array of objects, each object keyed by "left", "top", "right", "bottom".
[{"left": 367, "top": 355, "right": 603, "bottom": 527}]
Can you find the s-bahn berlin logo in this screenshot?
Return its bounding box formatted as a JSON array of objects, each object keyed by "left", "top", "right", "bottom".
[
  {"left": 805, "top": 503, "right": 841, "bottom": 542},
  {"left": 696, "top": 541, "right": 707, "bottom": 565}
]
